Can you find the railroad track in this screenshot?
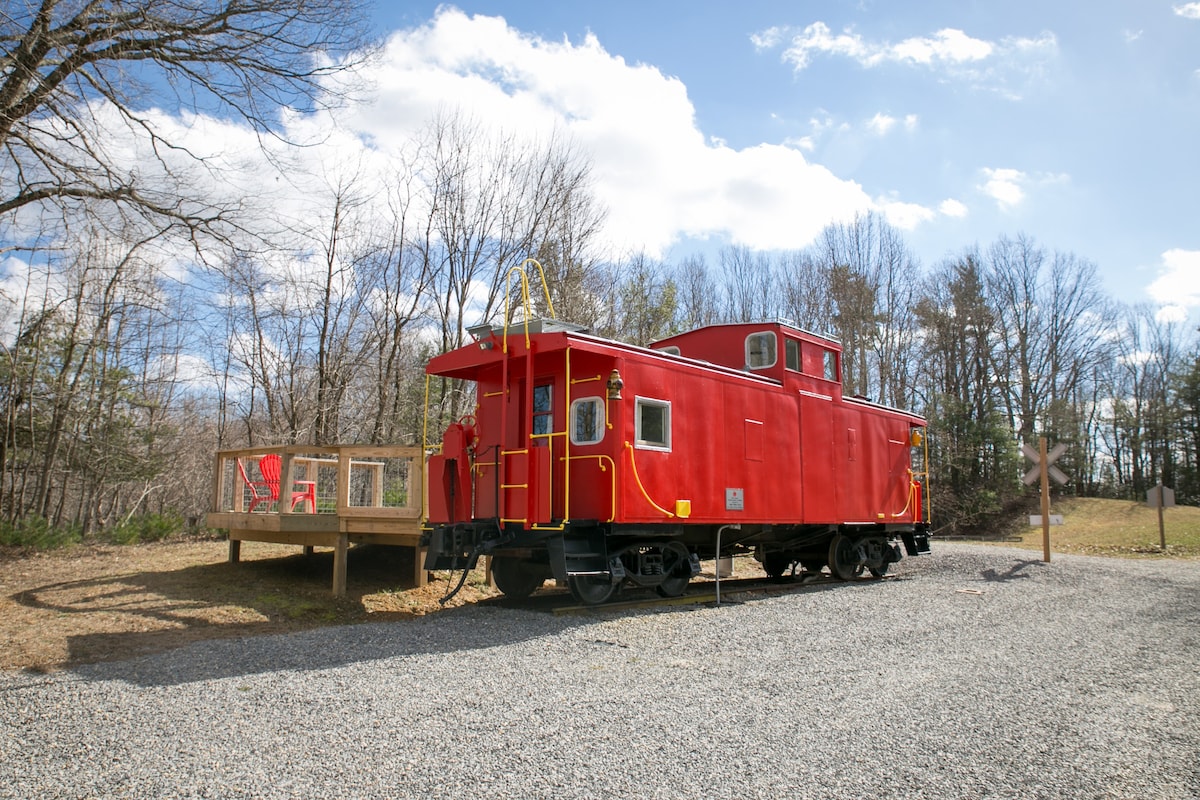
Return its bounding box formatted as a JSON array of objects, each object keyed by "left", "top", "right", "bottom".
[{"left": 481, "top": 571, "right": 897, "bottom": 615}]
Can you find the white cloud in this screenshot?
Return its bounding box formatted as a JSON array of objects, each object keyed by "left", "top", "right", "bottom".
[
  {"left": 938, "top": 198, "right": 969, "bottom": 218},
  {"left": 1174, "top": 3, "right": 1200, "bottom": 19},
  {"left": 756, "top": 22, "right": 1057, "bottom": 98},
  {"left": 866, "top": 112, "right": 897, "bottom": 136},
  {"left": 980, "top": 168, "right": 1026, "bottom": 209},
  {"left": 865, "top": 112, "right": 917, "bottom": 136},
  {"left": 878, "top": 198, "right": 935, "bottom": 230},
  {"left": 976, "top": 168, "right": 1069, "bottom": 211},
  {"left": 1155, "top": 304, "right": 1188, "bottom": 324},
  {"left": 15, "top": 6, "right": 939, "bottom": 286},
  {"left": 326, "top": 8, "right": 885, "bottom": 253},
  {"left": 1147, "top": 249, "right": 1200, "bottom": 309},
  {"left": 759, "top": 22, "right": 996, "bottom": 69},
  {"left": 889, "top": 28, "right": 995, "bottom": 65}
]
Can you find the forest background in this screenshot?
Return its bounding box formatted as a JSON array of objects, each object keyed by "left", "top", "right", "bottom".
[{"left": 1, "top": 1, "right": 1196, "bottom": 545}]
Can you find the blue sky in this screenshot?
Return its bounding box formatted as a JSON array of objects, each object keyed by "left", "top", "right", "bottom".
[{"left": 363, "top": 2, "right": 1200, "bottom": 319}]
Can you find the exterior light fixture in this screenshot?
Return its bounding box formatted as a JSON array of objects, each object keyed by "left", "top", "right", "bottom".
[{"left": 606, "top": 369, "right": 624, "bottom": 400}]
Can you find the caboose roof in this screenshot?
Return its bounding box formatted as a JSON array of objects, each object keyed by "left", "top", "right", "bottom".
[
  {"left": 426, "top": 321, "right": 782, "bottom": 386},
  {"left": 650, "top": 320, "right": 841, "bottom": 352}
]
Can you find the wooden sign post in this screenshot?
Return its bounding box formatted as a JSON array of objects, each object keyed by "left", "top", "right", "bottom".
[
  {"left": 1146, "top": 484, "right": 1175, "bottom": 551},
  {"left": 1022, "top": 438, "right": 1070, "bottom": 563}
]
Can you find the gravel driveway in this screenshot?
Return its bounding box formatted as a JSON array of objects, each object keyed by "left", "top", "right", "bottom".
[{"left": 2, "top": 543, "right": 1197, "bottom": 799}]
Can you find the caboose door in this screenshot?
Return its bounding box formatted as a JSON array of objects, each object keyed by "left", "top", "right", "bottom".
[{"left": 498, "top": 377, "right": 554, "bottom": 526}]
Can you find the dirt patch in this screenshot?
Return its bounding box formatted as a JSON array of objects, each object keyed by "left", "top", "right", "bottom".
[{"left": 0, "top": 536, "right": 499, "bottom": 673}]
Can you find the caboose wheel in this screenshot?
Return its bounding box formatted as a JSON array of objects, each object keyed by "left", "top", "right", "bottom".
[
  {"left": 761, "top": 551, "right": 793, "bottom": 580},
  {"left": 655, "top": 542, "right": 693, "bottom": 597},
  {"left": 568, "top": 575, "right": 620, "bottom": 605},
  {"left": 490, "top": 556, "right": 546, "bottom": 599},
  {"left": 868, "top": 561, "right": 890, "bottom": 578},
  {"left": 828, "top": 534, "right": 864, "bottom": 581}
]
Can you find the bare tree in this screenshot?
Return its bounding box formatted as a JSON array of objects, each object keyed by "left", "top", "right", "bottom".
[
  {"left": 416, "top": 111, "right": 605, "bottom": 425},
  {"left": 674, "top": 254, "right": 722, "bottom": 331},
  {"left": 915, "top": 251, "right": 1020, "bottom": 531},
  {"left": 986, "top": 234, "right": 1112, "bottom": 447},
  {"left": 720, "top": 245, "right": 774, "bottom": 322},
  {"left": 814, "top": 212, "right": 920, "bottom": 406},
  {"left": 357, "top": 172, "right": 433, "bottom": 444},
  {"left": 0, "top": 0, "right": 374, "bottom": 239},
  {"left": 613, "top": 252, "right": 677, "bottom": 347},
  {"left": 777, "top": 250, "right": 833, "bottom": 333},
  {"left": 1103, "top": 304, "right": 1183, "bottom": 497}
]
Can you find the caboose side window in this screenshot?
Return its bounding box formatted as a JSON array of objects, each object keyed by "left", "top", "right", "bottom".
[
  {"left": 785, "top": 339, "right": 800, "bottom": 371},
  {"left": 570, "top": 397, "right": 604, "bottom": 445},
  {"left": 532, "top": 383, "right": 553, "bottom": 436},
  {"left": 635, "top": 397, "right": 671, "bottom": 451},
  {"left": 745, "top": 332, "right": 776, "bottom": 369},
  {"left": 823, "top": 350, "right": 838, "bottom": 382}
]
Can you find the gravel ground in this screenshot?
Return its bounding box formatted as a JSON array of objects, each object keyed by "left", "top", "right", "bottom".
[{"left": 1, "top": 542, "right": 1197, "bottom": 800}]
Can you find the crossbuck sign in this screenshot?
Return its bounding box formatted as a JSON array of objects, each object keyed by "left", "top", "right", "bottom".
[
  {"left": 1022, "top": 438, "right": 1070, "bottom": 563},
  {"left": 1021, "top": 442, "right": 1069, "bottom": 487}
]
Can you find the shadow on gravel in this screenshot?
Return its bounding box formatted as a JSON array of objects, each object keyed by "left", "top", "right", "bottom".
[
  {"left": 9, "top": 545, "right": 498, "bottom": 680},
  {"left": 980, "top": 559, "right": 1042, "bottom": 582},
  {"left": 57, "top": 573, "right": 870, "bottom": 687},
  {"left": 66, "top": 601, "right": 593, "bottom": 688}
]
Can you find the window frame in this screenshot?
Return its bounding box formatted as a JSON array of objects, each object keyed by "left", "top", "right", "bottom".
[
  {"left": 634, "top": 396, "right": 672, "bottom": 452},
  {"left": 569, "top": 396, "right": 605, "bottom": 446},
  {"left": 784, "top": 338, "right": 800, "bottom": 372},
  {"left": 745, "top": 331, "right": 777, "bottom": 370},
  {"left": 823, "top": 350, "right": 838, "bottom": 382},
  {"left": 531, "top": 382, "right": 553, "bottom": 437}
]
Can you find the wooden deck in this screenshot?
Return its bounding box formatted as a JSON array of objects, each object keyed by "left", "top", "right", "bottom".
[{"left": 205, "top": 445, "right": 427, "bottom": 596}]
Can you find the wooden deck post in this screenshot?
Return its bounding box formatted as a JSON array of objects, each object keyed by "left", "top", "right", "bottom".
[
  {"left": 332, "top": 533, "right": 349, "bottom": 597},
  {"left": 413, "top": 546, "right": 428, "bottom": 588},
  {"left": 228, "top": 538, "right": 241, "bottom": 563}
]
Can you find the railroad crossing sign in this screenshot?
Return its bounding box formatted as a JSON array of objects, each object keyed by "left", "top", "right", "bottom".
[
  {"left": 1021, "top": 442, "right": 1069, "bottom": 486},
  {"left": 1022, "top": 438, "right": 1070, "bottom": 563}
]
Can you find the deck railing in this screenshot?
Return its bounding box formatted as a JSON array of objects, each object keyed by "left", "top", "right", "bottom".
[
  {"left": 210, "top": 445, "right": 424, "bottom": 520},
  {"left": 206, "top": 445, "right": 428, "bottom": 596}
]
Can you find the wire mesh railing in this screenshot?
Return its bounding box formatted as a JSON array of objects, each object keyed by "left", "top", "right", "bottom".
[{"left": 211, "top": 446, "right": 424, "bottom": 519}]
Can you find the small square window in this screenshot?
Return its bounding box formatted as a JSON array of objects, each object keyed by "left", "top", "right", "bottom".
[
  {"left": 635, "top": 397, "right": 671, "bottom": 450},
  {"left": 570, "top": 397, "right": 604, "bottom": 445},
  {"left": 823, "top": 351, "right": 838, "bottom": 382},
  {"left": 532, "top": 383, "right": 552, "bottom": 436},
  {"left": 533, "top": 385, "right": 552, "bottom": 413},
  {"left": 785, "top": 339, "right": 800, "bottom": 371},
  {"left": 746, "top": 332, "right": 776, "bottom": 369}
]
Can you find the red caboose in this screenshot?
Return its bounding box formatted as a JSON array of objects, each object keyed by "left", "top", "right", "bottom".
[{"left": 424, "top": 318, "right": 930, "bottom": 604}]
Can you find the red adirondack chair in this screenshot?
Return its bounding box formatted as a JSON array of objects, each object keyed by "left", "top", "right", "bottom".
[{"left": 238, "top": 453, "right": 317, "bottom": 513}]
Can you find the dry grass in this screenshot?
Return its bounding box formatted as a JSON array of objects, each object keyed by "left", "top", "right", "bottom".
[
  {"left": 976, "top": 496, "right": 1200, "bottom": 558},
  {"left": 0, "top": 538, "right": 499, "bottom": 673}
]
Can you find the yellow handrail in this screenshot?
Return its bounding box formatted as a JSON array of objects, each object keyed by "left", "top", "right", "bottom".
[
  {"left": 563, "top": 454, "right": 617, "bottom": 522},
  {"left": 889, "top": 468, "right": 917, "bottom": 519},
  {"left": 623, "top": 442, "right": 675, "bottom": 518}
]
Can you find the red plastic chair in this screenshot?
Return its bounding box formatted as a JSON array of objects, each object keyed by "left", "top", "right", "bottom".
[{"left": 238, "top": 453, "right": 317, "bottom": 513}]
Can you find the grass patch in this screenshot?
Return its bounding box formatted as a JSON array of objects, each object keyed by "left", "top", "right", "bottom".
[
  {"left": 253, "top": 591, "right": 340, "bottom": 622},
  {"left": 990, "top": 496, "right": 1200, "bottom": 558},
  {"left": 0, "top": 516, "right": 83, "bottom": 549},
  {"left": 101, "top": 513, "right": 183, "bottom": 546}
]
